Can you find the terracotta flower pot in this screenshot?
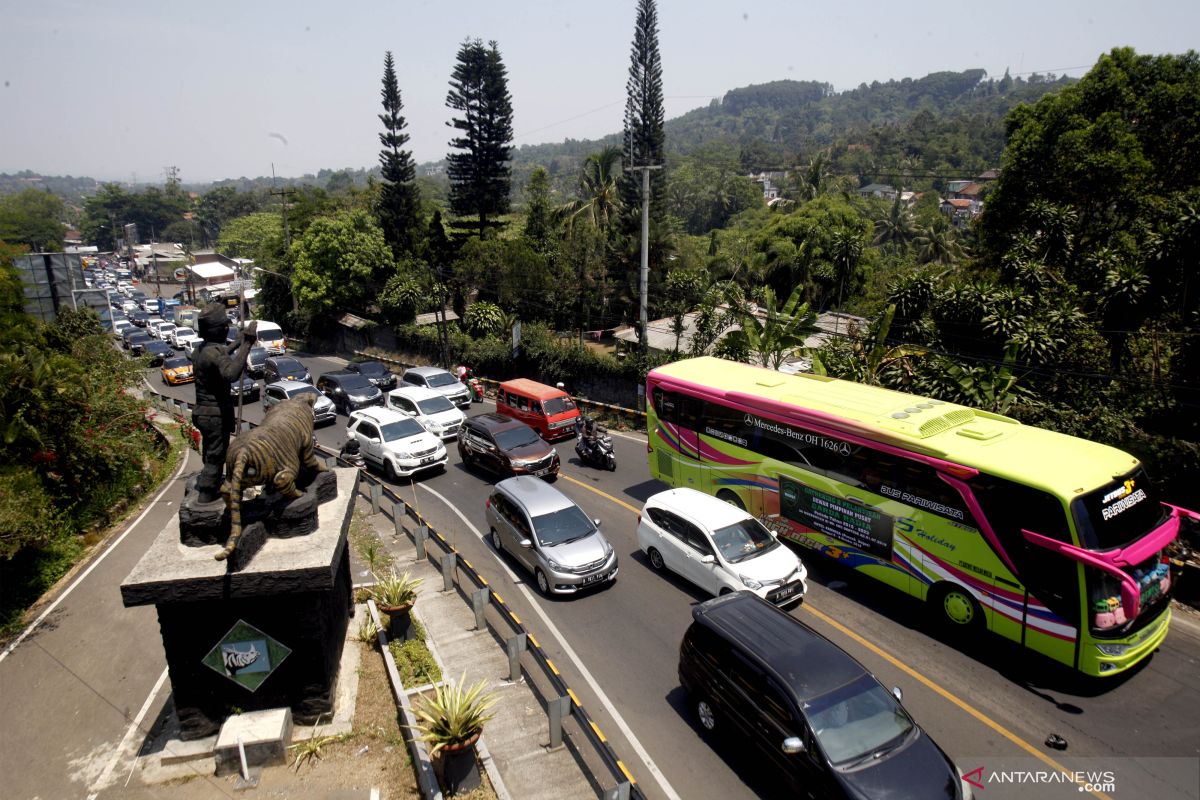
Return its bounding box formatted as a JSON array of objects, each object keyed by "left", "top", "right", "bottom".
[{"left": 437, "top": 732, "right": 482, "bottom": 795}]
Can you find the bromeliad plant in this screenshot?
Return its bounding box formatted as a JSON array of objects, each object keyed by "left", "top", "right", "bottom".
[
  {"left": 369, "top": 570, "right": 422, "bottom": 610},
  {"left": 410, "top": 673, "right": 498, "bottom": 756}
]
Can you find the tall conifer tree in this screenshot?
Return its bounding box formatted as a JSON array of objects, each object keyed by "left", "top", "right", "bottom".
[
  {"left": 378, "top": 51, "right": 420, "bottom": 257},
  {"left": 620, "top": 0, "right": 666, "bottom": 226},
  {"left": 446, "top": 39, "right": 514, "bottom": 239}
]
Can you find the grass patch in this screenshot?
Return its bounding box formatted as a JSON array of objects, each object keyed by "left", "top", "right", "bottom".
[
  {"left": 388, "top": 618, "right": 442, "bottom": 687},
  {"left": 349, "top": 508, "right": 394, "bottom": 574}
]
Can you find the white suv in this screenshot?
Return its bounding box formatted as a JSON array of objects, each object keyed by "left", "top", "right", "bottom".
[
  {"left": 386, "top": 386, "right": 466, "bottom": 440},
  {"left": 637, "top": 488, "right": 807, "bottom": 606},
  {"left": 346, "top": 407, "right": 447, "bottom": 481}
]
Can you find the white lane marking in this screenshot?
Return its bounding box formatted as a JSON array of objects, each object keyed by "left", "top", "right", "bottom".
[
  {"left": 0, "top": 448, "right": 190, "bottom": 664},
  {"left": 417, "top": 482, "right": 683, "bottom": 800},
  {"left": 86, "top": 667, "right": 169, "bottom": 798}
]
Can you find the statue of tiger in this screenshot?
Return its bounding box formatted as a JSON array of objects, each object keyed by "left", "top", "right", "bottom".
[{"left": 215, "top": 394, "right": 328, "bottom": 561}]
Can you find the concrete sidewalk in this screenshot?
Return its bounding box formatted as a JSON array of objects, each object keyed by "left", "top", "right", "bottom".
[{"left": 367, "top": 511, "right": 596, "bottom": 800}]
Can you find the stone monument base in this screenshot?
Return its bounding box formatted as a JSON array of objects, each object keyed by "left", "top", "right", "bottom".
[{"left": 122, "top": 468, "right": 359, "bottom": 740}]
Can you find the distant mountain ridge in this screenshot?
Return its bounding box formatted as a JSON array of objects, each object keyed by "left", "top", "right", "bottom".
[{"left": 5, "top": 68, "right": 1074, "bottom": 197}]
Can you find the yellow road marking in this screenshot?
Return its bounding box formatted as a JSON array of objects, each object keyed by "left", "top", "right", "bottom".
[
  {"left": 546, "top": 658, "right": 560, "bottom": 675},
  {"left": 567, "top": 688, "right": 581, "bottom": 706},
  {"left": 510, "top": 612, "right": 521, "bottom": 625},
  {"left": 590, "top": 721, "right": 607, "bottom": 742},
  {"left": 566, "top": 472, "right": 1108, "bottom": 799},
  {"left": 558, "top": 472, "right": 641, "bottom": 514},
  {"left": 617, "top": 761, "right": 636, "bottom": 784},
  {"left": 528, "top": 633, "right": 540, "bottom": 648},
  {"left": 493, "top": 593, "right": 505, "bottom": 605},
  {"left": 800, "top": 604, "right": 1110, "bottom": 800}
]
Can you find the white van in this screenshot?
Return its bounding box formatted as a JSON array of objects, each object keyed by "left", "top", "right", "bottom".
[{"left": 254, "top": 320, "right": 286, "bottom": 355}]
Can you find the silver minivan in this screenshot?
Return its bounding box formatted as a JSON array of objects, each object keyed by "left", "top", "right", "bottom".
[{"left": 486, "top": 476, "right": 618, "bottom": 595}]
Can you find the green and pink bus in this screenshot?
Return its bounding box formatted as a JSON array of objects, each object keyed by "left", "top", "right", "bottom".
[{"left": 646, "top": 357, "right": 1195, "bottom": 676}]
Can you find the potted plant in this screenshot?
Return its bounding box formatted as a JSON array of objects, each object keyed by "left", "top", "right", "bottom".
[
  {"left": 411, "top": 673, "right": 497, "bottom": 795},
  {"left": 369, "top": 570, "right": 422, "bottom": 641}
]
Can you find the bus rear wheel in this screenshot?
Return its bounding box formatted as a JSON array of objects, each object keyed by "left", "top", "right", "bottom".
[
  {"left": 716, "top": 490, "right": 744, "bottom": 511},
  {"left": 930, "top": 583, "right": 981, "bottom": 632}
]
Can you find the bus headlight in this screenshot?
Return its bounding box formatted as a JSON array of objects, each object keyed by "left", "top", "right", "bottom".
[
  {"left": 1096, "top": 642, "right": 1130, "bottom": 657},
  {"left": 741, "top": 575, "right": 763, "bottom": 590}
]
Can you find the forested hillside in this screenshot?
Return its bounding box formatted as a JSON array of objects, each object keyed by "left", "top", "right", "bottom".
[{"left": 512, "top": 69, "right": 1074, "bottom": 195}]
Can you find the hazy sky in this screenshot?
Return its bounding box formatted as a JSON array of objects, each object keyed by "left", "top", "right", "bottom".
[{"left": 2, "top": 0, "right": 1197, "bottom": 183}]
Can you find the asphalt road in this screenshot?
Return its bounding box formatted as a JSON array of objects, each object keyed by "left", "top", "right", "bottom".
[
  {"left": 142, "top": 350, "right": 1200, "bottom": 800},
  {"left": 2, "top": 338, "right": 1196, "bottom": 799}
]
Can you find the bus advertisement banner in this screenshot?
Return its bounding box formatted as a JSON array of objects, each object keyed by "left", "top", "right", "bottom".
[{"left": 779, "top": 476, "right": 895, "bottom": 559}]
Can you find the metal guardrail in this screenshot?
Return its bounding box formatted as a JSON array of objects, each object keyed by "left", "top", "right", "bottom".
[{"left": 144, "top": 386, "right": 643, "bottom": 800}]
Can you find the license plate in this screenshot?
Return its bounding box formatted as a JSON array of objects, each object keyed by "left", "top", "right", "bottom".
[
  {"left": 773, "top": 583, "right": 798, "bottom": 600},
  {"left": 583, "top": 571, "right": 609, "bottom": 585},
  {"left": 421, "top": 456, "right": 438, "bottom": 465},
  {"left": 533, "top": 467, "right": 549, "bottom": 477}
]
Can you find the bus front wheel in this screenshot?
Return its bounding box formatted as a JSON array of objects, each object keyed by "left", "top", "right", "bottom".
[
  {"left": 716, "top": 490, "right": 745, "bottom": 511},
  {"left": 930, "top": 583, "right": 981, "bottom": 632}
]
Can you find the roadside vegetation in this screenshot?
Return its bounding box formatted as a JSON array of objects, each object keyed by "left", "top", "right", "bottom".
[
  {"left": 0, "top": 247, "right": 175, "bottom": 636},
  {"left": 1, "top": 22, "right": 1196, "bottom": 516}
]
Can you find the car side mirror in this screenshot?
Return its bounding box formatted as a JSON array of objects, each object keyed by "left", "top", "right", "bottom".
[
  {"left": 593, "top": 518, "right": 602, "bottom": 528},
  {"left": 518, "top": 538, "right": 533, "bottom": 549},
  {"left": 782, "top": 737, "right": 806, "bottom": 755},
  {"left": 700, "top": 554, "right": 716, "bottom": 565},
  {"left": 891, "top": 686, "right": 903, "bottom": 703}
]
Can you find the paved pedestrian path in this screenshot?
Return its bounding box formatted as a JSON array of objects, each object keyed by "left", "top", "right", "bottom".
[{"left": 366, "top": 510, "right": 596, "bottom": 800}]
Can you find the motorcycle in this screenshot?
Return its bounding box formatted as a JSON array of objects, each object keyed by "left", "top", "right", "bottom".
[
  {"left": 574, "top": 416, "right": 616, "bottom": 471},
  {"left": 338, "top": 438, "right": 367, "bottom": 470}
]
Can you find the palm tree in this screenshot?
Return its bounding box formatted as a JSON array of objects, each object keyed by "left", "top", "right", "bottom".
[
  {"left": 791, "top": 154, "right": 830, "bottom": 201},
  {"left": 559, "top": 146, "right": 623, "bottom": 233},
  {"left": 827, "top": 227, "right": 865, "bottom": 314},
  {"left": 914, "top": 218, "right": 967, "bottom": 265},
  {"left": 873, "top": 197, "right": 915, "bottom": 253}
]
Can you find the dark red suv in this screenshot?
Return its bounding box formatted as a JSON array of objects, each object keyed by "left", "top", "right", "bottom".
[{"left": 458, "top": 413, "right": 560, "bottom": 480}]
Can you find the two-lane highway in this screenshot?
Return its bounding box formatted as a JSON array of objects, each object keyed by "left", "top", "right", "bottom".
[{"left": 24, "top": 346, "right": 1195, "bottom": 800}]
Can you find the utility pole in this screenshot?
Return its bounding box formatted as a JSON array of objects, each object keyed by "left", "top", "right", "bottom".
[
  {"left": 624, "top": 160, "right": 662, "bottom": 359},
  {"left": 271, "top": 164, "right": 293, "bottom": 250},
  {"left": 151, "top": 225, "right": 162, "bottom": 300}
]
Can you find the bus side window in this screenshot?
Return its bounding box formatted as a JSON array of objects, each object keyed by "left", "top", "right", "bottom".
[{"left": 653, "top": 388, "right": 679, "bottom": 423}]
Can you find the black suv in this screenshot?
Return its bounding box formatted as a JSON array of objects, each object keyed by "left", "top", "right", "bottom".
[
  {"left": 344, "top": 360, "right": 398, "bottom": 391},
  {"left": 315, "top": 371, "right": 383, "bottom": 415},
  {"left": 458, "top": 413, "right": 559, "bottom": 480},
  {"left": 263, "top": 355, "right": 311, "bottom": 384},
  {"left": 679, "top": 592, "right": 966, "bottom": 800}
]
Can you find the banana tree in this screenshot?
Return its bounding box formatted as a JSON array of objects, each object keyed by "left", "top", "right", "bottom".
[{"left": 721, "top": 285, "right": 818, "bottom": 371}]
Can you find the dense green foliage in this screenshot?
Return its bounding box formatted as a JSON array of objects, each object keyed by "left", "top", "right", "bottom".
[
  {"left": 0, "top": 189, "right": 67, "bottom": 251},
  {"left": 446, "top": 39, "right": 515, "bottom": 239},
  {"left": 377, "top": 51, "right": 421, "bottom": 258},
  {"left": 0, "top": 251, "right": 170, "bottom": 633}
]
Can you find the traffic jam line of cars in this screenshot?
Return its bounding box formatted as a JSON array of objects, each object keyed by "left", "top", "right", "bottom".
[{"left": 133, "top": 343, "right": 977, "bottom": 799}]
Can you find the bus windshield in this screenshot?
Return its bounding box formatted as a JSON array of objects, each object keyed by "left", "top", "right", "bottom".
[{"left": 1072, "top": 467, "right": 1169, "bottom": 551}]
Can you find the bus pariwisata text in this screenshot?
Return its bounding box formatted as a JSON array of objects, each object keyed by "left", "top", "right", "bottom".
[{"left": 646, "top": 357, "right": 1197, "bottom": 676}]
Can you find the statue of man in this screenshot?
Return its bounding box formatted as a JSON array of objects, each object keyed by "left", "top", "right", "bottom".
[{"left": 192, "top": 303, "right": 258, "bottom": 504}]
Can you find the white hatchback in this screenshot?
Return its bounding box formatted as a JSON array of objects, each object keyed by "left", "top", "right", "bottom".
[
  {"left": 637, "top": 488, "right": 807, "bottom": 606},
  {"left": 385, "top": 386, "right": 466, "bottom": 440}
]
